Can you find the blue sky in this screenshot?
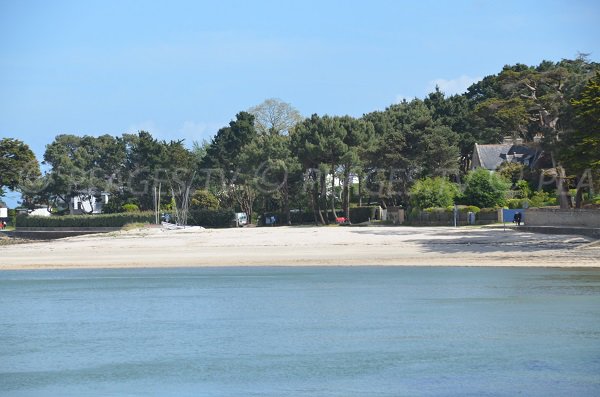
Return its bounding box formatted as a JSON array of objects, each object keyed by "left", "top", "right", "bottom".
[{"left": 1, "top": 0, "right": 599, "bottom": 205}]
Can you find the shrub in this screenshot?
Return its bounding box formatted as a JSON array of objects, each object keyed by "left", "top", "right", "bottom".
[
  {"left": 16, "top": 212, "right": 155, "bottom": 228},
  {"left": 188, "top": 209, "right": 235, "bottom": 228},
  {"left": 410, "top": 177, "right": 459, "bottom": 209},
  {"left": 447, "top": 205, "right": 480, "bottom": 213},
  {"left": 121, "top": 203, "right": 140, "bottom": 212},
  {"left": 462, "top": 168, "right": 510, "bottom": 208},
  {"left": 506, "top": 198, "right": 530, "bottom": 209},
  {"left": 514, "top": 180, "right": 532, "bottom": 199},
  {"left": 529, "top": 191, "right": 558, "bottom": 207},
  {"left": 463, "top": 205, "right": 481, "bottom": 214},
  {"left": 190, "top": 189, "right": 220, "bottom": 210}
]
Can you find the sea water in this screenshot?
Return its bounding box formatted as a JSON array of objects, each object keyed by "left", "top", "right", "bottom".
[{"left": 1, "top": 266, "right": 599, "bottom": 396}]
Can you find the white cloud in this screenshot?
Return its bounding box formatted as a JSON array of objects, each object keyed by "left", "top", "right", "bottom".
[
  {"left": 125, "top": 120, "right": 161, "bottom": 135},
  {"left": 427, "top": 75, "right": 482, "bottom": 96},
  {"left": 178, "top": 121, "right": 222, "bottom": 143}
]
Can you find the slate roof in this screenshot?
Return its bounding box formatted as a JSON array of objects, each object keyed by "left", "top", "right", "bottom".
[{"left": 473, "top": 143, "right": 540, "bottom": 170}]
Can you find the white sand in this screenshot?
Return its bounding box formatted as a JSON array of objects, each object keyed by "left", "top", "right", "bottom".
[{"left": 0, "top": 226, "right": 598, "bottom": 270}]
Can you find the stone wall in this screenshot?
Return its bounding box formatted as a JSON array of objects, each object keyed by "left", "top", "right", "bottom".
[{"left": 524, "top": 208, "right": 600, "bottom": 227}]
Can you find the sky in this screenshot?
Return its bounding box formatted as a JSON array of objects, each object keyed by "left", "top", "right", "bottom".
[{"left": 1, "top": 0, "right": 599, "bottom": 206}]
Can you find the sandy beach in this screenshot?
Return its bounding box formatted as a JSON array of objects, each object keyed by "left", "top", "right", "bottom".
[{"left": 0, "top": 226, "right": 598, "bottom": 270}]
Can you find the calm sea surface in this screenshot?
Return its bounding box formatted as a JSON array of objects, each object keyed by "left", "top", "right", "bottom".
[{"left": 1, "top": 266, "right": 599, "bottom": 396}]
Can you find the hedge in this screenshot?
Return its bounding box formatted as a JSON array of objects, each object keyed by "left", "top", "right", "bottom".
[
  {"left": 16, "top": 212, "right": 155, "bottom": 228},
  {"left": 188, "top": 209, "right": 235, "bottom": 228},
  {"left": 349, "top": 206, "right": 379, "bottom": 223},
  {"left": 260, "top": 206, "right": 380, "bottom": 225}
]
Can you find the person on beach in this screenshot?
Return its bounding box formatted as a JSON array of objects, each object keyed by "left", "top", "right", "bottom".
[{"left": 513, "top": 212, "right": 522, "bottom": 226}]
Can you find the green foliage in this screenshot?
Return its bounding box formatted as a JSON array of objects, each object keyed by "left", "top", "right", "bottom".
[
  {"left": 424, "top": 207, "right": 448, "bottom": 214},
  {"left": 506, "top": 198, "right": 530, "bottom": 209},
  {"left": 190, "top": 189, "right": 220, "bottom": 210},
  {"left": 8, "top": 208, "right": 16, "bottom": 227},
  {"left": 202, "top": 112, "right": 257, "bottom": 175},
  {"left": 497, "top": 162, "right": 525, "bottom": 184},
  {"left": 0, "top": 138, "right": 40, "bottom": 191},
  {"left": 462, "top": 205, "right": 481, "bottom": 214},
  {"left": 559, "top": 72, "right": 600, "bottom": 171},
  {"left": 410, "top": 177, "right": 459, "bottom": 209},
  {"left": 16, "top": 212, "right": 155, "bottom": 228},
  {"left": 514, "top": 180, "right": 532, "bottom": 199},
  {"left": 10, "top": 57, "right": 600, "bottom": 220},
  {"left": 121, "top": 203, "right": 140, "bottom": 212},
  {"left": 188, "top": 209, "right": 235, "bottom": 228},
  {"left": 43, "top": 134, "right": 125, "bottom": 205},
  {"left": 529, "top": 191, "right": 558, "bottom": 207},
  {"left": 462, "top": 168, "right": 510, "bottom": 208}
]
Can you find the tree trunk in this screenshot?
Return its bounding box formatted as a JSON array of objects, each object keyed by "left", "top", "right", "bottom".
[
  {"left": 283, "top": 179, "right": 291, "bottom": 225},
  {"left": 551, "top": 152, "right": 572, "bottom": 209},
  {"left": 330, "top": 162, "right": 337, "bottom": 219},
  {"left": 320, "top": 172, "right": 328, "bottom": 224},
  {"left": 575, "top": 187, "right": 583, "bottom": 209},
  {"left": 358, "top": 174, "right": 363, "bottom": 207},
  {"left": 343, "top": 166, "right": 351, "bottom": 222}
]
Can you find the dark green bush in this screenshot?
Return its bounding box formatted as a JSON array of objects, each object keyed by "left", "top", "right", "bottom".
[
  {"left": 16, "top": 212, "right": 155, "bottom": 228},
  {"left": 8, "top": 209, "right": 16, "bottom": 227},
  {"left": 188, "top": 209, "right": 235, "bottom": 228},
  {"left": 349, "top": 206, "right": 379, "bottom": 223}
]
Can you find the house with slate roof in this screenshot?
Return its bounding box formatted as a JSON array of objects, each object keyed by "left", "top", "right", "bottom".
[{"left": 471, "top": 137, "right": 541, "bottom": 171}]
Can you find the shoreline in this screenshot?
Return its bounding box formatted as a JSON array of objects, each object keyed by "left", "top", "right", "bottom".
[{"left": 0, "top": 226, "right": 598, "bottom": 271}]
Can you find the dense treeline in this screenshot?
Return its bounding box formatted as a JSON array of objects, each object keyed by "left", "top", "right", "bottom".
[{"left": 1, "top": 56, "right": 599, "bottom": 223}]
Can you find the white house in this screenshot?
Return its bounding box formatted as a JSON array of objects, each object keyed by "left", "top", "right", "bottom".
[
  {"left": 70, "top": 192, "right": 110, "bottom": 215},
  {"left": 0, "top": 201, "right": 7, "bottom": 219},
  {"left": 16, "top": 206, "right": 52, "bottom": 217}
]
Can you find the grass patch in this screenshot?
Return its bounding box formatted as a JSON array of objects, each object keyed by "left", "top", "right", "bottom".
[{"left": 121, "top": 222, "right": 153, "bottom": 231}]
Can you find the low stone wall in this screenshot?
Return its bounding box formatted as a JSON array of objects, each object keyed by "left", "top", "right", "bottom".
[
  {"left": 519, "top": 226, "right": 600, "bottom": 239},
  {"left": 408, "top": 209, "right": 501, "bottom": 226},
  {"left": 524, "top": 208, "right": 600, "bottom": 227},
  {"left": 16, "top": 227, "right": 121, "bottom": 232},
  {"left": 6, "top": 227, "right": 123, "bottom": 240}
]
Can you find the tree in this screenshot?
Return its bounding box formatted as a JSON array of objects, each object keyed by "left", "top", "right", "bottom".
[
  {"left": 559, "top": 72, "right": 600, "bottom": 207},
  {"left": 364, "top": 99, "right": 459, "bottom": 208},
  {"left": 164, "top": 140, "right": 197, "bottom": 226},
  {"left": 466, "top": 58, "right": 600, "bottom": 208},
  {"left": 337, "top": 116, "right": 375, "bottom": 221},
  {"left": 410, "top": 177, "right": 459, "bottom": 209},
  {"left": 0, "top": 138, "right": 40, "bottom": 193},
  {"left": 201, "top": 112, "right": 258, "bottom": 217},
  {"left": 202, "top": 112, "right": 257, "bottom": 175},
  {"left": 190, "top": 189, "right": 219, "bottom": 210},
  {"left": 238, "top": 132, "right": 300, "bottom": 224},
  {"left": 248, "top": 98, "right": 303, "bottom": 136},
  {"left": 290, "top": 114, "right": 349, "bottom": 224},
  {"left": 462, "top": 168, "right": 510, "bottom": 208},
  {"left": 496, "top": 162, "right": 526, "bottom": 185}
]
